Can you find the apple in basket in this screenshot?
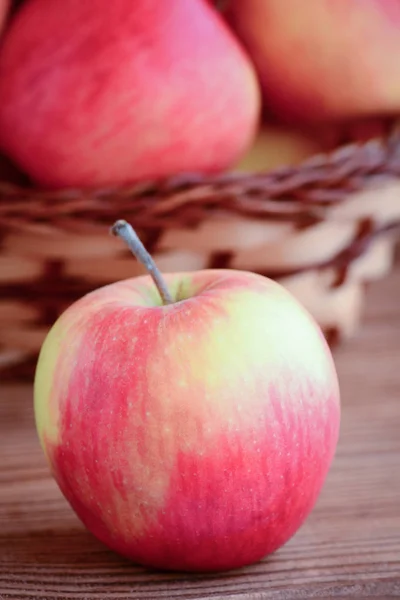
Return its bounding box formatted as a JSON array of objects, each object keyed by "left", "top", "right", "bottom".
[
  {"left": 224, "top": 0, "right": 400, "bottom": 124},
  {"left": 0, "top": 0, "right": 259, "bottom": 188},
  {"left": 34, "top": 220, "right": 340, "bottom": 572}
]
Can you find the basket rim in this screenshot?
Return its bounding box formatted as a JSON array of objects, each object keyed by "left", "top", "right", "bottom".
[{"left": 0, "top": 124, "right": 400, "bottom": 233}]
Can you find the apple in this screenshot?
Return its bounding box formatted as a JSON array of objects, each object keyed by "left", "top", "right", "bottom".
[
  {"left": 234, "top": 122, "right": 324, "bottom": 173},
  {"left": 0, "top": 0, "right": 9, "bottom": 32},
  {"left": 34, "top": 220, "right": 340, "bottom": 572},
  {"left": 0, "top": 0, "right": 260, "bottom": 189},
  {"left": 225, "top": 0, "right": 400, "bottom": 124}
]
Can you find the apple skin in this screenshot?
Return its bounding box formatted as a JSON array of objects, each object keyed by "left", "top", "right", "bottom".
[
  {"left": 0, "top": 0, "right": 9, "bottom": 32},
  {"left": 34, "top": 269, "right": 340, "bottom": 572},
  {"left": 234, "top": 123, "right": 324, "bottom": 173},
  {"left": 225, "top": 0, "right": 400, "bottom": 124},
  {"left": 0, "top": 0, "right": 260, "bottom": 189}
]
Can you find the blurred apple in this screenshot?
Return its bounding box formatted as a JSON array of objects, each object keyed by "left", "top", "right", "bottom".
[
  {"left": 0, "top": 0, "right": 9, "bottom": 32},
  {"left": 225, "top": 0, "right": 400, "bottom": 124},
  {"left": 234, "top": 123, "right": 324, "bottom": 173},
  {"left": 0, "top": 0, "right": 260, "bottom": 189}
]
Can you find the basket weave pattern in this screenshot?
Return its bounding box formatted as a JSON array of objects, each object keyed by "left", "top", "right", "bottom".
[{"left": 1, "top": 129, "right": 400, "bottom": 380}]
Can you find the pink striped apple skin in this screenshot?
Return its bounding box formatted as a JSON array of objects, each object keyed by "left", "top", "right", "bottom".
[
  {"left": 34, "top": 270, "right": 340, "bottom": 572},
  {"left": 0, "top": 0, "right": 260, "bottom": 189},
  {"left": 225, "top": 0, "right": 400, "bottom": 124}
]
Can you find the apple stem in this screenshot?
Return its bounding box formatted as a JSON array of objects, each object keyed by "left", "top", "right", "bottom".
[{"left": 111, "top": 219, "right": 174, "bottom": 306}]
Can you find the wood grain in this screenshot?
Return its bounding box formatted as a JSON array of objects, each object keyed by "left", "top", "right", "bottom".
[{"left": 1, "top": 261, "right": 400, "bottom": 599}]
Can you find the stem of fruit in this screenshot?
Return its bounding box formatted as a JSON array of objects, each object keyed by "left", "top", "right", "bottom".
[{"left": 111, "top": 219, "right": 174, "bottom": 305}]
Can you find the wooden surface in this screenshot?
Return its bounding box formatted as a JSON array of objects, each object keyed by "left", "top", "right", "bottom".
[{"left": 1, "top": 264, "right": 400, "bottom": 600}]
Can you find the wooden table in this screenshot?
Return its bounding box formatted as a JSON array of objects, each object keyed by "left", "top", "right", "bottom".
[{"left": 1, "top": 263, "right": 399, "bottom": 600}]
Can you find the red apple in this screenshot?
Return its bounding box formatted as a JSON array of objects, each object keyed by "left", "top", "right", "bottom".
[
  {"left": 0, "top": 0, "right": 9, "bottom": 32},
  {"left": 34, "top": 221, "right": 340, "bottom": 572},
  {"left": 0, "top": 0, "right": 260, "bottom": 189},
  {"left": 225, "top": 0, "right": 400, "bottom": 124}
]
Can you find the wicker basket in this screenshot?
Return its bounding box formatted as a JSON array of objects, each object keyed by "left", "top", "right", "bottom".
[{"left": 1, "top": 124, "right": 400, "bottom": 381}]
